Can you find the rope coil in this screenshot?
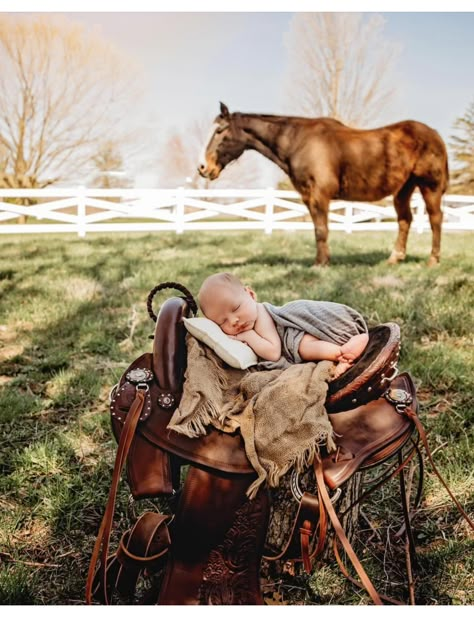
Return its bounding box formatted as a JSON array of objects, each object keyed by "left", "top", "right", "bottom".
[{"left": 146, "top": 281, "right": 198, "bottom": 322}]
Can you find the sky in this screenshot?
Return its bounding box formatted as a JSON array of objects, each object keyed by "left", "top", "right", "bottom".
[
  {"left": 5, "top": 2, "right": 474, "bottom": 185},
  {"left": 58, "top": 10, "right": 474, "bottom": 141}
]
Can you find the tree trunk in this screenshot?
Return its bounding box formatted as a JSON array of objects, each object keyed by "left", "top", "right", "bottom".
[{"left": 260, "top": 467, "right": 362, "bottom": 603}]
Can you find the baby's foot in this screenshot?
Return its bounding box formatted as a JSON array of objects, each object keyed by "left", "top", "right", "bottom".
[
  {"left": 333, "top": 360, "right": 352, "bottom": 378},
  {"left": 340, "top": 333, "right": 369, "bottom": 363}
]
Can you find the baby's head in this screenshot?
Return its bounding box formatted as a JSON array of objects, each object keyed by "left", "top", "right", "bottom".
[{"left": 198, "top": 272, "right": 258, "bottom": 335}]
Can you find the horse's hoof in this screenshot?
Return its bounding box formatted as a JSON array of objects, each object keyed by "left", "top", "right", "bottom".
[
  {"left": 387, "top": 251, "right": 405, "bottom": 264},
  {"left": 427, "top": 256, "right": 440, "bottom": 267}
]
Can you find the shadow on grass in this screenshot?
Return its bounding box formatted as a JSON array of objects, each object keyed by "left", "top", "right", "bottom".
[
  {"left": 211, "top": 250, "right": 428, "bottom": 269},
  {"left": 209, "top": 253, "right": 312, "bottom": 270},
  {"left": 329, "top": 250, "right": 426, "bottom": 266},
  {"left": 0, "top": 293, "right": 138, "bottom": 603}
]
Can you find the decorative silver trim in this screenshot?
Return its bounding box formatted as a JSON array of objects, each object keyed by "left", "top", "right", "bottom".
[
  {"left": 126, "top": 368, "right": 153, "bottom": 384},
  {"left": 383, "top": 386, "right": 413, "bottom": 412},
  {"left": 158, "top": 392, "right": 175, "bottom": 409},
  {"left": 380, "top": 365, "right": 399, "bottom": 385},
  {"left": 109, "top": 383, "right": 119, "bottom": 402}
]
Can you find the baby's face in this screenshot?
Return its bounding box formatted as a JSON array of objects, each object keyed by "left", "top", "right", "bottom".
[{"left": 203, "top": 284, "right": 258, "bottom": 335}]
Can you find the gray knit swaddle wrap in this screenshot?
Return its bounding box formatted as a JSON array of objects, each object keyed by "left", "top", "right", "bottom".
[{"left": 256, "top": 300, "right": 368, "bottom": 370}]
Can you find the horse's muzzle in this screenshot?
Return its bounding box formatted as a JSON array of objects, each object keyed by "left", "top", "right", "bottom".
[{"left": 197, "top": 165, "right": 219, "bottom": 180}]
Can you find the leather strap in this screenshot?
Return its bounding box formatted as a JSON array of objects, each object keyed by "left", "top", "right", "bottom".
[
  {"left": 264, "top": 491, "right": 321, "bottom": 563},
  {"left": 332, "top": 538, "right": 404, "bottom": 605},
  {"left": 116, "top": 513, "right": 171, "bottom": 571},
  {"left": 86, "top": 387, "right": 147, "bottom": 604},
  {"left": 331, "top": 448, "right": 418, "bottom": 606},
  {"left": 310, "top": 483, "right": 328, "bottom": 564},
  {"left": 91, "top": 512, "right": 171, "bottom": 603},
  {"left": 327, "top": 405, "right": 474, "bottom": 606},
  {"left": 300, "top": 484, "right": 328, "bottom": 571},
  {"left": 404, "top": 407, "right": 474, "bottom": 531},
  {"left": 340, "top": 440, "right": 418, "bottom": 519},
  {"left": 314, "top": 457, "right": 384, "bottom": 605}
]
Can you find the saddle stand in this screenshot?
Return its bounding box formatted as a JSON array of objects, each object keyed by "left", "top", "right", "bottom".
[{"left": 86, "top": 283, "right": 474, "bottom": 606}]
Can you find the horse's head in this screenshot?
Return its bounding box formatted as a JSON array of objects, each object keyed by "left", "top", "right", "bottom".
[{"left": 197, "top": 103, "right": 246, "bottom": 180}]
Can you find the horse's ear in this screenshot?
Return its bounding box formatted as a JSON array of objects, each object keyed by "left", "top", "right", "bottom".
[{"left": 219, "top": 102, "right": 230, "bottom": 118}]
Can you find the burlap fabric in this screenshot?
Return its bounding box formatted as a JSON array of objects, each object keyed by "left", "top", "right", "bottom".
[{"left": 167, "top": 336, "right": 337, "bottom": 498}]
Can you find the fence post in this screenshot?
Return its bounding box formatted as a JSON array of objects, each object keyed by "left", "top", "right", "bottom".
[
  {"left": 344, "top": 201, "right": 353, "bottom": 233},
  {"left": 176, "top": 187, "right": 185, "bottom": 234},
  {"left": 264, "top": 187, "right": 274, "bottom": 234},
  {"left": 77, "top": 186, "right": 86, "bottom": 237}
]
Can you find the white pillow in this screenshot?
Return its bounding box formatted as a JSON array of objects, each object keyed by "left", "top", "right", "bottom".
[{"left": 183, "top": 317, "right": 258, "bottom": 369}]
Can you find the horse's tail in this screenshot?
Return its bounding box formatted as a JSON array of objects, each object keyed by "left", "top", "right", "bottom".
[{"left": 443, "top": 157, "right": 449, "bottom": 194}]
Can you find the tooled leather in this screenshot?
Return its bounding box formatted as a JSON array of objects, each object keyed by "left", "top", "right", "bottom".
[
  {"left": 157, "top": 467, "right": 269, "bottom": 605},
  {"left": 198, "top": 493, "right": 269, "bottom": 605}
]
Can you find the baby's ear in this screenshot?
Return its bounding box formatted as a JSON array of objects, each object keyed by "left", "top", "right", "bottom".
[{"left": 245, "top": 286, "right": 257, "bottom": 300}]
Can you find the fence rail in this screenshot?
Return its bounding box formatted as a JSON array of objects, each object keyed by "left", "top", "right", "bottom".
[{"left": 0, "top": 187, "right": 473, "bottom": 236}]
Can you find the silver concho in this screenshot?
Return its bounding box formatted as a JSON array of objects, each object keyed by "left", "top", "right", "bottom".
[
  {"left": 384, "top": 387, "right": 412, "bottom": 411},
  {"left": 126, "top": 368, "right": 153, "bottom": 384},
  {"left": 158, "top": 393, "right": 175, "bottom": 409}
]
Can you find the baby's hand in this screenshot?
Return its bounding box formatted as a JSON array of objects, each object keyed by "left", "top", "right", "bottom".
[{"left": 233, "top": 330, "right": 254, "bottom": 344}]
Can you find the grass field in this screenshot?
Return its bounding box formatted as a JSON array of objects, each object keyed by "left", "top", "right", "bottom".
[{"left": 0, "top": 228, "right": 473, "bottom": 605}]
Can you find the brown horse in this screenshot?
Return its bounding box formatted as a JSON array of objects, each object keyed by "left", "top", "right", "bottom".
[{"left": 198, "top": 103, "right": 448, "bottom": 266}]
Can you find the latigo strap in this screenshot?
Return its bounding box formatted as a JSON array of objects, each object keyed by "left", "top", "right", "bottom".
[{"left": 86, "top": 387, "right": 147, "bottom": 605}]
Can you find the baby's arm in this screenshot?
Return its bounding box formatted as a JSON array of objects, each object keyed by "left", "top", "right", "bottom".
[{"left": 234, "top": 305, "right": 281, "bottom": 361}]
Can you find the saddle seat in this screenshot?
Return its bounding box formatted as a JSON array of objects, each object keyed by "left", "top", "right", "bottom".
[{"left": 111, "top": 297, "right": 415, "bottom": 493}]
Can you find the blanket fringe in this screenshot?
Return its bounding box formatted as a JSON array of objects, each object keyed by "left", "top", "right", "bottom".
[
  {"left": 167, "top": 399, "right": 224, "bottom": 438},
  {"left": 246, "top": 427, "right": 336, "bottom": 499}
]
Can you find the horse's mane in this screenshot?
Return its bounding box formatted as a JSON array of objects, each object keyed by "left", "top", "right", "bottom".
[{"left": 235, "top": 113, "right": 346, "bottom": 126}]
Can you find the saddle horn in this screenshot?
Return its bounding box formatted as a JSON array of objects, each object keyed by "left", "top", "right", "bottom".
[{"left": 147, "top": 283, "right": 197, "bottom": 393}]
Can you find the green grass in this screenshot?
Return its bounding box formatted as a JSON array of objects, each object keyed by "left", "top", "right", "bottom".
[{"left": 0, "top": 229, "right": 473, "bottom": 605}]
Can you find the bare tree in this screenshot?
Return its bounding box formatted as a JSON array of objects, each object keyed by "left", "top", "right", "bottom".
[
  {"left": 90, "top": 141, "right": 133, "bottom": 189},
  {"left": 449, "top": 99, "right": 474, "bottom": 194},
  {"left": 158, "top": 117, "right": 271, "bottom": 189},
  {"left": 283, "top": 13, "right": 400, "bottom": 127},
  {"left": 0, "top": 14, "right": 145, "bottom": 189}
]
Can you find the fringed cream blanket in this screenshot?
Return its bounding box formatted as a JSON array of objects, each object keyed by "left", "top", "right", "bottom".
[{"left": 167, "top": 336, "right": 337, "bottom": 499}]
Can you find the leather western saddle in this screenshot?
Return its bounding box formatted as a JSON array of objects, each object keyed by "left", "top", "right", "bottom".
[{"left": 86, "top": 283, "right": 473, "bottom": 606}]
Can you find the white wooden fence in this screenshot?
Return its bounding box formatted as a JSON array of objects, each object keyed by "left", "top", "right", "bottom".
[{"left": 0, "top": 188, "right": 473, "bottom": 236}]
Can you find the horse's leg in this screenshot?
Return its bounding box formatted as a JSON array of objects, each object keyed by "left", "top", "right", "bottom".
[
  {"left": 419, "top": 184, "right": 443, "bottom": 266},
  {"left": 388, "top": 178, "right": 416, "bottom": 264},
  {"left": 307, "top": 194, "right": 331, "bottom": 266}
]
